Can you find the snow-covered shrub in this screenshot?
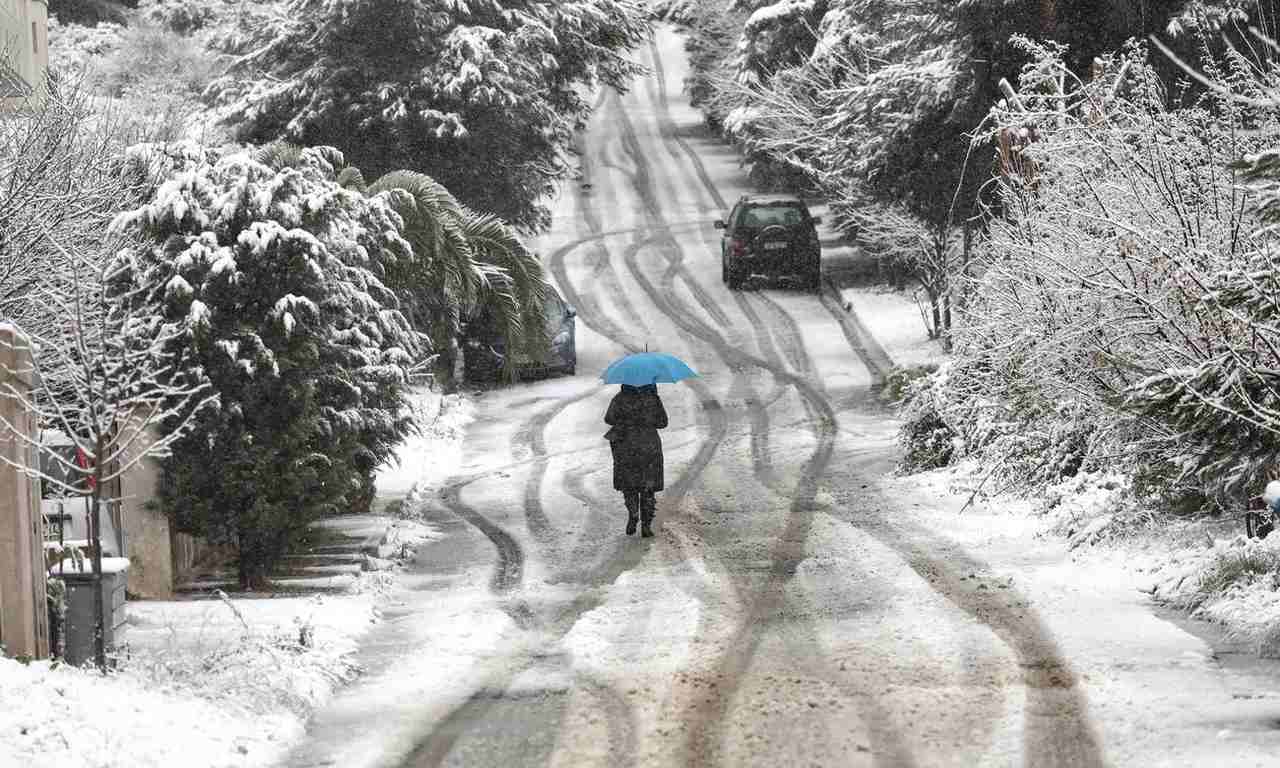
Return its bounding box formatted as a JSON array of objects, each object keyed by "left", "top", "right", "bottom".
[
  {"left": 961, "top": 36, "right": 1280, "bottom": 503},
  {"left": 97, "top": 21, "right": 225, "bottom": 140},
  {"left": 882, "top": 363, "right": 937, "bottom": 404},
  {"left": 897, "top": 354, "right": 1109, "bottom": 492},
  {"left": 897, "top": 362, "right": 971, "bottom": 472},
  {"left": 898, "top": 393, "right": 956, "bottom": 472},
  {"left": 123, "top": 610, "right": 362, "bottom": 717},
  {"left": 109, "top": 142, "right": 419, "bottom": 587},
  {"left": 650, "top": 0, "right": 702, "bottom": 22},
  {"left": 139, "top": 0, "right": 218, "bottom": 34},
  {"left": 46, "top": 16, "right": 125, "bottom": 75},
  {"left": 47, "top": 12, "right": 225, "bottom": 142},
  {"left": 1039, "top": 471, "right": 1145, "bottom": 548}
]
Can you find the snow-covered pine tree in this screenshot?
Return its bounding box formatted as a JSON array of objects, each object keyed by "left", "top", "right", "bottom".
[
  {"left": 109, "top": 142, "right": 419, "bottom": 587},
  {"left": 205, "top": 0, "right": 650, "bottom": 232}
]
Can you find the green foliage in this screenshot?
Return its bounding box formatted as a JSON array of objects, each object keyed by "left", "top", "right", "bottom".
[
  {"left": 109, "top": 142, "right": 418, "bottom": 587},
  {"left": 205, "top": 0, "right": 651, "bottom": 232},
  {"left": 353, "top": 161, "right": 554, "bottom": 385}
]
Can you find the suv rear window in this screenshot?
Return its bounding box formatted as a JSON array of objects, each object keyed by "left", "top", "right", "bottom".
[{"left": 737, "top": 204, "right": 808, "bottom": 228}]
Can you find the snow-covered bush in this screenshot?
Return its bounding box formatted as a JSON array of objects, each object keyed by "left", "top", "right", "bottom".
[
  {"left": 138, "top": 0, "right": 218, "bottom": 34},
  {"left": 46, "top": 16, "right": 124, "bottom": 74},
  {"left": 962, "top": 36, "right": 1280, "bottom": 502},
  {"left": 47, "top": 12, "right": 226, "bottom": 142},
  {"left": 109, "top": 142, "right": 419, "bottom": 588},
  {"left": 676, "top": 1, "right": 751, "bottom": 127},
  {"left": 124, "top": 612, "right": 362, "bottom": 717},
  {"left": 897, "top": 362, "right": 971, "bottom": 472},
  {"left": 897, "top": 356, "right": 1105, "bottom": 491}
]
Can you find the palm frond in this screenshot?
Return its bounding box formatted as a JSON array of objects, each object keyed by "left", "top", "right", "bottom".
[
  {"left": 252, "top": 140, "right": 305, "bottom": 170},
  {"left": 336, "top": 166, "right": 367, "bottom": 192}
]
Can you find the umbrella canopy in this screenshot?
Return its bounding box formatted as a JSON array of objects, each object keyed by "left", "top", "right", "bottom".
[{"left": 602, "top": 352, "right": 698, "bottom": 386}]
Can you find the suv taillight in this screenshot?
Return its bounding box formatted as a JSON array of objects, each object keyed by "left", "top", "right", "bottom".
[{"left": 730, "top": 238, "right": 747, "bottom": 257}]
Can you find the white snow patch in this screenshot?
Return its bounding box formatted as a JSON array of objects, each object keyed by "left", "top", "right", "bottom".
[
  {"left": 55, "top": 556, "right": 130, "bottom": 575},
  {"left": 840, "top": 286, "right": 946, "bottom": 369},
  {"left": 376, "top": 388, "right": 476, "bottom": 499}
]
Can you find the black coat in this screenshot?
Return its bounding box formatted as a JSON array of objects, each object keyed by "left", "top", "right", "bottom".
[{"left": 604, "top": 384, "right": 668, "bottom": 491}]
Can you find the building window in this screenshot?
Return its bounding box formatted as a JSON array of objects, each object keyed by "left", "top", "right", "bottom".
[{"left": 31, "top": 21, "right": 37, "bottom": 54}]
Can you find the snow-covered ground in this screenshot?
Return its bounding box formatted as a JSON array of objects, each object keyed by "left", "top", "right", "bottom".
[
  {"left": 0, "top": 387, "right": 472, "bottom": 768},
  {"left": 927, "top": 461, "right": 1280, "bottom": 659},
  {"left": 892, "top": 464, "right": 1280, "bottom": 762},
  {"left": 840, "top": 286, "right": 946, "bottom": 370}
]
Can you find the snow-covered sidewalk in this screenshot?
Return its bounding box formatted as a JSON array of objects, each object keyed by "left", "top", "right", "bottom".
[{"left": 0, "top": 387, "right": 474, "bottom": 768}]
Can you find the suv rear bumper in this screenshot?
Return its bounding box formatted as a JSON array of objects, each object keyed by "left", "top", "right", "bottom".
[{"left": 731, "top": 251, "right": 818, "bottom": 276}]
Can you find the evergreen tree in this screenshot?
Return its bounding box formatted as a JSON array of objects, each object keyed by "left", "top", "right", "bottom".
[
  {"left": 205, "top": 0, "right": 651, "bottom": 232},
  {"left": 109, "top": 142, "right": 418, "bottom": 587}
]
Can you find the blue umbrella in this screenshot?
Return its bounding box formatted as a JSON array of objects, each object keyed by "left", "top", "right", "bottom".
[{"left": 601, "top": 352, "right": 698, "bottom": 386}]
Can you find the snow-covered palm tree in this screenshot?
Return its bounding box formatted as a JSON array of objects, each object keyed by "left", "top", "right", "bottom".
[{"left": 253, "top": 142, "right": 551, "bottom": 388}]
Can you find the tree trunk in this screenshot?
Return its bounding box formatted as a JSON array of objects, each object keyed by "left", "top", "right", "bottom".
[
  {"left": 237, "top": 521, "right": 250, "bottom": 591},
  {"left": 928, "top": 287, "right": 942, "bottom": 340},
  {"left": 942, "top": 291, "right": 953, "bottom": 352},
  {"left": 89, "top": 438, "right": 106, "bottom": 670}
]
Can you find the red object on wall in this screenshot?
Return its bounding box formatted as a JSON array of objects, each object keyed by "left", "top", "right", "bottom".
[{"left": 76, "top": 447, "right": 96, "bottom": 490}]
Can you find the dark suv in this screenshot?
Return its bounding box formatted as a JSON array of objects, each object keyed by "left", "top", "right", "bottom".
[
  {"left": 715, "top": 194, "right": 822, "bottom": 291},
  {"left": 462, "top": 287, "right": 577, "bottom": 382}
]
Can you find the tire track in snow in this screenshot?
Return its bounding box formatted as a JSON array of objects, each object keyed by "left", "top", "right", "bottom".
[
  {"left": 851, "top": 486, "right": 1105, "bottom": 768},
  {"left": 646, "top": 31, "right": 1102, "bottom": 767},
  {"left": 620, "top": 236, "right": 840, "bottom": 767},
  {"left": 613, "top": 97, "right": 785, "bottom": 497},
  {"left": 405, "top": 107, "right": 734, "bottom": 766},
  {"left": 512, "top": 385, "right": 602, "bottom": 549},
  {"left": 611, "top": 63, "right": 859, "bottom": 764},
  {"left": 438, "top": 479, "right": 525, "bottom": 597},
  {"left": 636, "top": 39, "right": 932, "bottom": 766}
]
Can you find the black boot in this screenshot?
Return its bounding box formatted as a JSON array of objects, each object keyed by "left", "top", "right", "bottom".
[
  {"left": 640, "top": 491, "right": 656, "bottom": 538},
  {"left": 624, "top": 492, "right": 639, "bottom": 536}
]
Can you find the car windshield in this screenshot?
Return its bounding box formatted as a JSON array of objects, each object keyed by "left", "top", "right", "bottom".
[{"left": 740, "top": 204, "right": 807, "bottom": 228}]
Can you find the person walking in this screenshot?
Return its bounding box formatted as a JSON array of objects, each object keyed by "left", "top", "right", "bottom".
[{"left": 604, "top": 383, "right": 668, "bottom": 537}]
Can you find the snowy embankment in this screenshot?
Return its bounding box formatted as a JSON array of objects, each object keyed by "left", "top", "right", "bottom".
[
  {"left": 0, "top": 387, "right": 475, "bottom": 768},
  {"left": 843, "top": 285, "right": 1280, "bottom": 658}
]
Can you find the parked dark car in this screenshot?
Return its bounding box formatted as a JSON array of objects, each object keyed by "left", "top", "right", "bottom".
[
  {"left": 462, "top": 287, "right": 577, "bottom": 382},
  {"left": 714, "top": 194, "right": 822, "bottom": 292}
]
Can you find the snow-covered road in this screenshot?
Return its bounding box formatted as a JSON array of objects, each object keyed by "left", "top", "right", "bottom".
[{"left": 278, "top": 27, "right": 1280, "bottom": 768}]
